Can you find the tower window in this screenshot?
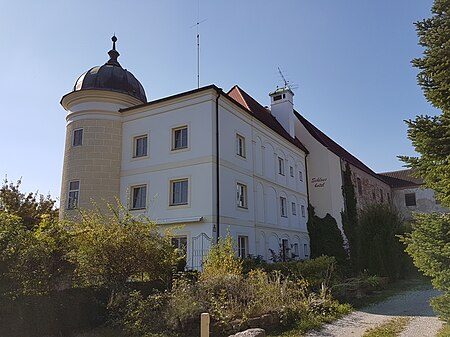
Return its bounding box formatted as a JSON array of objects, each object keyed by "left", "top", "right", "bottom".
[
  {"left": 67, "top": 180, "right": 80, "bottom": 209},
  {"left": 273, "top": 94, "right": 282, "bottom": 101},
  {"left": 73, "top": 129, "right": 83, "bottom": 146}
]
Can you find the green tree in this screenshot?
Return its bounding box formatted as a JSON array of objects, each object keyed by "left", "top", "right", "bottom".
[
  {"left": 341, "top": 163, "right": 359, "bottom": 271},
  {"left": 0, "top": 212, "right": 73, "bottom": 296},
  {"left": 68, "top": 204, "right": 179, "bottom": 291},
  {"left": 400, "top": 0, "right": 450, "bottom": 207},
  {"left": 401, "top": 213, "right": 450, "bottom": 321},
  {"left": 399, "top": 0, "right": 450, "bottom": 321},
  {"left": 358, "top": 204, "right": 405, "bottom": 280},
  {"left": 307, "top": 206, "right": 347, "bottom": 264},
  {"left": 0, "top": 179, "right": 58, "bottom": 229}
]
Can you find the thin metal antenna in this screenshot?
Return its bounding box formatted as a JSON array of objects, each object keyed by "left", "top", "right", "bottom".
[
  {"left": 190, "top": 0, "right": 207, "bottom": 88},
  {"left": 277, "top": 67, "right": 299, "bottom": 91},
  {"left": 278, "top": 67, "right": 289, "bottom": 88}
]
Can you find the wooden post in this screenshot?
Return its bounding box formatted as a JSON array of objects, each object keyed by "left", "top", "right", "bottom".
[{"left": 200, "top": 312, "right": 210, "bottom": 337}]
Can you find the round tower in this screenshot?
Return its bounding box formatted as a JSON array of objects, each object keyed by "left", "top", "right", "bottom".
[{"left": 60, "top": 36, "right": 147, "bottom": 219}]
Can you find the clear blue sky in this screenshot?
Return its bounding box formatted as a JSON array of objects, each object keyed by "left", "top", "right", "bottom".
[{"left": 0, "top": 0, "right": 438, "bottom": 203}]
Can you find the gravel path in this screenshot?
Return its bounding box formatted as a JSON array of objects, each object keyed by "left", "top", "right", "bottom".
[{"left": 305, "top": 288, "right": 443, "bottom": 337}]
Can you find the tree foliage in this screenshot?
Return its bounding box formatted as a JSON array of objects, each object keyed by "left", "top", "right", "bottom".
[
  {"left": 341, "top": 163, "right": 359, "bottom": 271},
  {"left": 400, "top": 0, "right": 450, "bottom": 207},
  {"left": 68, "top": 204, "right": 178, "bottom": 290},
  {"left": 358, "top": 204, "right": 406, "bottom": 280},
  {"left": 400, "top": 213, "right": 450, "bottom": 321},
  {"left": 307, "top": 206, "right": 347, "bottom": 264},
  {"left": 0, "top": 179, "right": 58, "bottom": 229}
]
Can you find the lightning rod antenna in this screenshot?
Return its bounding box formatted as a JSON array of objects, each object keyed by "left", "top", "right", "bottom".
[{"left": 192, "top": 0, "right": 206, "bottom": 88}]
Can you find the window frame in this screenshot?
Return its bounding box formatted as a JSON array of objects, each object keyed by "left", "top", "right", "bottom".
[
  {"left": 280, "top": 196, "right": 287, "bottom": 217},
  {"left": 278, "top": 157, "right": 285, "bottom": 176},
  {"left": 133, "top": 134, "right": 148, "bottom": 158},
  {"left": 172, "top": 125, "right": 188, "bottom": 151},
  {"left": 130, "top": 184, "right": 147, "bottom": 210},
  {"left": 289, "top": 166, "right": 294, "bottom": 177},
  {"left": 291, "top": 202, "right": 297, "bottom": 215},
  {"left": 67, "top": 180, "right": 80, "bottom": 210},
  {"left": 301, "top": 204, "right": 306, "bottom": 217},
  {"left": 237, "top": 235, "right": 248, "bottom": 259},
  {"left": 171, "top": 236, "right": 188, "bottom": 255},
  {"left": 299, "top": 170, "right": 303, "bottom": 182},
  {"left": 236, "top": 133, "right": 246, "bottom": 158},
  {"left": 73, "top": 128, "right": 83, "bottom": 147},
  {"left": 236, "top": 182, "right": 248, "bottom": 209},
  {"left": 170, "top": 178, "right": 189, "bottom": 206},
  {"left": 405, "top": 192, "right": 417, "bottom": 207}
]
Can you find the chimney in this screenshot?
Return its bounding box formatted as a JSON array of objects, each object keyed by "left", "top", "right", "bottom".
[{"left": 269, "top": 87, "right": 295, "bottom": 138}]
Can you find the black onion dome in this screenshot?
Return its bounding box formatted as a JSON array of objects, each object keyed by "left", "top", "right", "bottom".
[{"left": 73, "top": 36, "right": 147, "bottom": 103}]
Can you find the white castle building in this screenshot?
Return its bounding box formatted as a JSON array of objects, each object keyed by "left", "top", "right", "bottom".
[{"left": 60, "top": 37, "right": 447, "bottom": 269}]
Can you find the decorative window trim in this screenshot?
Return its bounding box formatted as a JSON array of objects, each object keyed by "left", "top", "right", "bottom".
[
  {"left": 236, "top": 182, "right": 248, "bottom": 209},
  {"left": 237, "top": 235, "right": 248, "bottom": 259},
  {"left": 73, "top": 128, "right": 83, "bottom": 147},
  {"left": 236, "top": 133, "right": 246, "bottom": 158},
  {"left": 67, "top": 180, "right": 80, "bottom": 210},
  {"left": 278, "top": 157, "right": 285, "bottom": 176},
  {"left": 171, "top": 125, "right": 189, "bottom": 151},
  {"left": 133, "top": 134, "right": 148, "bottom": 158},
  {"left": 130, "top": 184, "right": 147, "bottom": 210},
  {"left": 280, "top": 196, "right": 287, "bottom": 217},
  {"left": 170, "top": 178, "right": 189, "bottom": 206}
]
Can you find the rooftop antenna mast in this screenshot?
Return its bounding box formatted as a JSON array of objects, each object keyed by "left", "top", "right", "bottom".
[
  {"left": 191, "top": 0, "right": 207, "bottom": 88},
  {"left": 278, "top": 67, "right": 290, "bottom": 88}
]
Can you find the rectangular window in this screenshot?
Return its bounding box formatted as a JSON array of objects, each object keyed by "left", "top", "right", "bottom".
[
  {"left": 380, "top": 189, "right": 384, "bottom": 203},
  {"left": 299, "top": 171, "right": 303, "bottom": 182},
  {"left": 290, "top": 166, "right": 294, "bottom": 177},
  {"left": 280, "top": 197, "right": 287, "bottom": 217},
  {"left": 236, "top": 134, "right": 246, "bottom": 158},
  {"left": 171, "top": 236, "right": 187, "bottom": 255},
  {"left": 405, "top": 193, "right": 416, "bottom": 207},
  {"left": 281, "top": 239, "right": 289, "bottom": 261},
  {"left": 133, "top": 135, "right": 148, "bottom": 158},
  {"left": 73, "top": 128, "right": 83, "bottom": 146},
  {"left": 357, "top": 177, "right": 362, "bottom": 195},
  {"left": 304, "top": 243, "right": 309, "bottom": 258},
  {"left": 301, "top": 205, "right": 306, "bottom": 217},
  {"left": 278, "top": 157, "right": 285, "bottom": 176},
  {"left": 236, "top": 183, "right": 248, "bottom": 208},
  {"left": 172, "top": 126, "right": 188, "bottom": 150},
  {"left": 291, "top": 202, "right": 296, "bottom": 215},
  {"left": 67, "top": 180, "right": 80, "bottom": 209},
  {"left": 171, "top": 179, "right": 188, "bottom": 205},
  {"left": 238, "top": 235, "right": 248, "bottom": 259},
  {"left": 131, "top": 185, "right": 147, "bottom": 210},
  {"left": 293, "top": 243, "right": 299, "bottom": 258}
]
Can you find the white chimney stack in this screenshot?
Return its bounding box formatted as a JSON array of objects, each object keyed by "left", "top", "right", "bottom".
[{"left": 269, "top": 87, "right": 295, "bottom": 138}]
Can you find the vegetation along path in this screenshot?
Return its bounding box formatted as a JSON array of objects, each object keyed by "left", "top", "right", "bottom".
[{"left": 305, "top": 288, "right": 443, "bottom": 337}]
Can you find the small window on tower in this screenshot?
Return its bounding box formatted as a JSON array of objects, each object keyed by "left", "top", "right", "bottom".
[
  {"left": 273, "top": 95, "right": 282, "bottom": 101},
  {"left": 73, "top": 129, "right": 83, "bottom": 146}
]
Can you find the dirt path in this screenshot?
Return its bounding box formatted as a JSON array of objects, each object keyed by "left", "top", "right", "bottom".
[{"left": 305, "top": 288, "right": 443, "bottom": 337}]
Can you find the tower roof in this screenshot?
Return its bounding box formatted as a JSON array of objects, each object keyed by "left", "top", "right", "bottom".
[{"left": 72, "top": 36, "right": 147, "bottom": 103}]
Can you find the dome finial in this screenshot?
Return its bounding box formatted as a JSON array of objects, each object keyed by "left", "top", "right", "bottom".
[{"left": 107, "top": 35, "right": 121, "bottom": 66}]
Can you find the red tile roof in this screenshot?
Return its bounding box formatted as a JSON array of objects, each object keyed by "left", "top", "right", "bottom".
[{"left": 227, "top": 85, "right": 308, "bottom": 154}]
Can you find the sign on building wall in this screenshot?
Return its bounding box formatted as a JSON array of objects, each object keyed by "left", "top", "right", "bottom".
[{"left": 311, "top": 177, "right": 327, "bottom": 188}]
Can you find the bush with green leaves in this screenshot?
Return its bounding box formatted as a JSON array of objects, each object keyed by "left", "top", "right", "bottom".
[
  {"left": 401, "top": 212, "right": 450, "bottom": 321},
  {"left": 358, "top": 204, "right": 406, "bottom": 280},
  {"left": 68, "top": 203, "right": 179, "bottom": 291}
]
